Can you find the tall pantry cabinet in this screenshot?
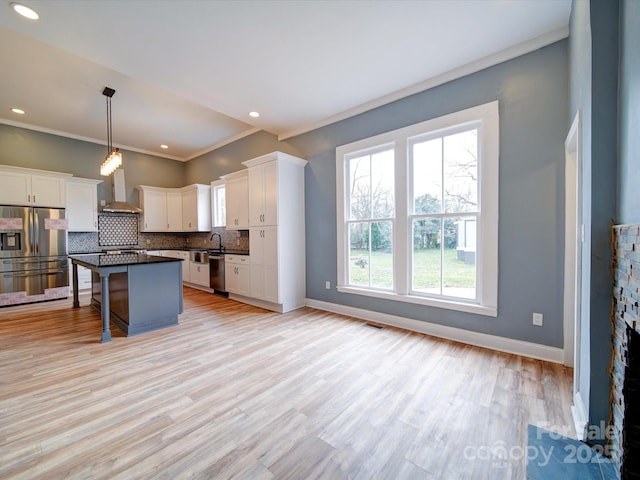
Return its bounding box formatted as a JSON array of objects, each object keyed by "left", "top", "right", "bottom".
[{"left": 242, "top": 152, "right": 307, "bottom": 313}]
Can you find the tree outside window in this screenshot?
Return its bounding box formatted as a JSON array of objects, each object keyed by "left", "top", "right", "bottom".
[{"left": 347, "top": 148, "right": 394, "bottom": 289}]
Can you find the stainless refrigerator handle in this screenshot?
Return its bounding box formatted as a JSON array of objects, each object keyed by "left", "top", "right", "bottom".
[
  {"left": 34, "top": 211, "right": 39, "bottom": 254},
  {"left": 28, "top": 209, "right": 34, "bottom": 253},
  {"left": 3, "top": 258, "right": 41, "bottom": 264},
  {"left": 4, "top": 270, "right": 67, "bottom": 278}
]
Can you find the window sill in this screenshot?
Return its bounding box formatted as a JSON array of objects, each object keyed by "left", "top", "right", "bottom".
[{"left": 336, "top": 286, "right": 497, "bottom": 317}]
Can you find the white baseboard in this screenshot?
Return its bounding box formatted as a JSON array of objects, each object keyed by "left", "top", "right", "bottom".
[{"left": 305, "top": 298, "right": 565, "bottom": 364}]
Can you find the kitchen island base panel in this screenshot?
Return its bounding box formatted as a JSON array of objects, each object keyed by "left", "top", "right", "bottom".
[
  {"left": 91, "top": 262, "right": 182, "bottom": 337},
  {"left": 71, "top": 252, "right": 183, "bottom": 341}
]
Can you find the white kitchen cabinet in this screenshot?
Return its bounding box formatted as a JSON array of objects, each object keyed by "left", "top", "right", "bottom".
[
  {"left": 241, "top": 152, "right": 307, "bottom": 312},
  {"left": 225, "top": 254, "right": 250, "bottom": 297},
  {"left": 166, "top": 190, "right": 183, "bottom": 231},
  {"left": 0, "top": 165, "right": 70, "bottom": 207},
  {"left": 248, "top": 161, "right": 277, "bottom": 226},
  {"left": 221, "top": 170, "right": 249, "bottom": 229},
  {"left": 249, "top": 226, "right": 278, "bottom": 303},
  {"left": 161, "top": 250, "right": 190, "bottom": 282},
  {"left": 137, "top": 184, "right": 209, "bottom": 233},
  {"left": 137, "top": 186, "right": 182, "bottom": 232},
  {"left": 137, "top": 186, "right": 167, "bottom": 232},
  {"left": 182, "top": 184, "right": 211, "bottom": 232},
  {"left": 189, "top": 261, "right": 210, "bottom": 287},
  {"left": 68, "top": 260, "right": 92, "bottom": 293},
  {"left": 66, "top": 177, "right": 102, "bottom": 232}
]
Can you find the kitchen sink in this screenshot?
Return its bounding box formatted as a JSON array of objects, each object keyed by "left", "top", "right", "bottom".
[{"left": 190, "top": 251, "right": 209, "bottom": 263}]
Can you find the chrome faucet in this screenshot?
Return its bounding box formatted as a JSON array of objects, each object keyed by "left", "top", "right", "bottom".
[{"left": 210, "top": 232, "right": 225, "bottom": 252}]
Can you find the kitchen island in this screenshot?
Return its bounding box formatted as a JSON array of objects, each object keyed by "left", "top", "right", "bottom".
[{"left": 70, "top": 252, "right": 183, "bottom": 342}]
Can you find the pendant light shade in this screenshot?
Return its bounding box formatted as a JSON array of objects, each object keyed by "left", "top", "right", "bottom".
[{"left": 100, "top": 86, "right": 122, "bottom": 176}]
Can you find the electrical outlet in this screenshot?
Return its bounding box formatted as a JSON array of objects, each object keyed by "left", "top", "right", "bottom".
[
  {"left": 100, "top": 200, "right": 106, "bottom": 206},
  {"left": 146, "top": 239, "right": 150, "bottom": 245},
  {"left": 325, "top": 281, "right": 331, "bottom": 289},
  {"left": 533, "top": 312, "right": 543, "bottom": 326}
]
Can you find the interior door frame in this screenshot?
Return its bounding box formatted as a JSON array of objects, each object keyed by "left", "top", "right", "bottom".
[{"left": 564, "top": 110, "right": 587, "bottom": 440}]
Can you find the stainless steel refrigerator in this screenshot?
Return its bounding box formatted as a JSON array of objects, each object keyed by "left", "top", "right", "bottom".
[{"left": 0, "top": 206, "right": 68, "bottom": 306}]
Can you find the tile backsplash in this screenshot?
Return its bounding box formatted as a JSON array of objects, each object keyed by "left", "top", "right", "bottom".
[
  {"left": 68, "top": 215, "right": 249, "bottom": 253},
  {"left": 99, "top": 214, "right": 138, "bottom": 246}
]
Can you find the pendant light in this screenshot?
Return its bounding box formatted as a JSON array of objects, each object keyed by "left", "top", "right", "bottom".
[{"left": 100, "top": 86, "right": 122, "bottom": 176}]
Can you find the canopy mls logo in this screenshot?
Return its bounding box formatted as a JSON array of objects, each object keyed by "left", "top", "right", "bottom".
[{"left": 463, "top": 440, "right": 554, "bottom": 468}]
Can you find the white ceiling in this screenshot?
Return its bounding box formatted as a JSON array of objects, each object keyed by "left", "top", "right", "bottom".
[{"left": 0, "top": 0, "right": 571, "bottom": 162}]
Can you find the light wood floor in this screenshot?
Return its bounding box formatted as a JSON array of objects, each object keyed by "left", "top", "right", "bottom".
[{"left": 0, "top": 288, "right": 573, "bottom": 479}]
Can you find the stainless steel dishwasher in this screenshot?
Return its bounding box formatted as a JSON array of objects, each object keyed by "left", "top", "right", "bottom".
[{"left": 209, "top": 253, "right": 226, "bottom": 295}]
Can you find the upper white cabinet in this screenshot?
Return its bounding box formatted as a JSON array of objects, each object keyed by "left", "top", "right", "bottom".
[
  {"left": 137, "top": 186, "right": 168, "bottom": 232},
  {"left": 136, "top": 184, "right": 210, "bottom": 232},
  {"left": 181, "top": 184, "right": 211, "bottom": 232},
  {"left": 221, "top": 170, "right": 248, "bottom": 230},
  {"left": 66, "top": 177, "right": 102, "bottom": 232},
  {"left": 241, "top": 152, "right": 307, "bottom": 312},
  {"left": 248, "top": 161, "right": 278, "bottom": 226},
  {"left": 166, "top": 190, "right": 183, "bottom": 231},
  {"left": 0, "top": 165, "right": 70, "bottom": 208}
]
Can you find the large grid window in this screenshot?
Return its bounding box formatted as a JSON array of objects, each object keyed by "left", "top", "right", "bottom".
[{"left": 336, "top": 101, "right": 499, "bottom": 316}]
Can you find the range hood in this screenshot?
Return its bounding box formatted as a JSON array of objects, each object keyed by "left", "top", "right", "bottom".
[{"left": 102, "top": 169, "right": 142, "bottom": 214}]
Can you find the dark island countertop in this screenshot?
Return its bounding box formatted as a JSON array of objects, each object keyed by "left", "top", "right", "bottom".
[{"left": 70, "top": 252, "right": 183, "bottom": 268}]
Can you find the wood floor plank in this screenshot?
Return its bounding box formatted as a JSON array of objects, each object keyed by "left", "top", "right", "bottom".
[{"left": 0, "top": 288, "right": 574, "bottom": 479}]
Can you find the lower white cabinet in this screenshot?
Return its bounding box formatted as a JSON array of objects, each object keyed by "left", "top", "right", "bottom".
[
  {"left": 68, "top": 260, "right": 92, "bottom": 293},
  {"left": 225, "top": 254, "right": 250, "bottom": 296},
  {"left": 189, "top": 262, "right": 210, "bottom": 287},
  {"left": 160, "top": 250, "right": 190, "bottom": 282},
  {"left": 249, "top": 226, "right": 278, "bottom": 303}
]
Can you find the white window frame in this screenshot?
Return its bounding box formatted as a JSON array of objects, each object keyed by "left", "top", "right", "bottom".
[
  {"left": 211, "top": 180, "right": 226, "bottom": 228},
  {"left": 336, "top": 101, "right": 499, "bottom": 317}
]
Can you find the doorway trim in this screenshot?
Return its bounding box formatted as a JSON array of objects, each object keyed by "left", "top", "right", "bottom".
[{"left": 565, "top": 110, "right": 587, "bottom": 440}]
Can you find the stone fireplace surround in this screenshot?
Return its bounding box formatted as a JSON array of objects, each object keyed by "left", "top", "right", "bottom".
[{"left": 610, "top": 224, "right": 640, "bottom": 479}]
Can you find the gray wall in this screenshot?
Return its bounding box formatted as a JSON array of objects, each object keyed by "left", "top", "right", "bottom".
[
  {"left": 619, "top": 0, "right": 640, "bottom": 224},
  {"left": 290, "top": 40, "right": 569, "bottom": 348},
  {"left": 0, "top": 123, "right": 186, "bottom": 206},
  {"left": 184, "top": 130, "right": 286, "bottom": 184},
  {"left": 189, "top": 41, "right": 569, "bottom": 348}
]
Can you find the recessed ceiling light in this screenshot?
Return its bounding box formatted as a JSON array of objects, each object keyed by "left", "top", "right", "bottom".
[
  {"left": 249, "top": 111, "right": 260, "bottom": 118},
  {"left": 11, "top": 108, "right": 25, "bottom": 115},
  {"left": 11, "top": 3, "right": 39, "bottom": 20},
  {"left": 160, "top": 145, "right": 168, "bottom": 149}
]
